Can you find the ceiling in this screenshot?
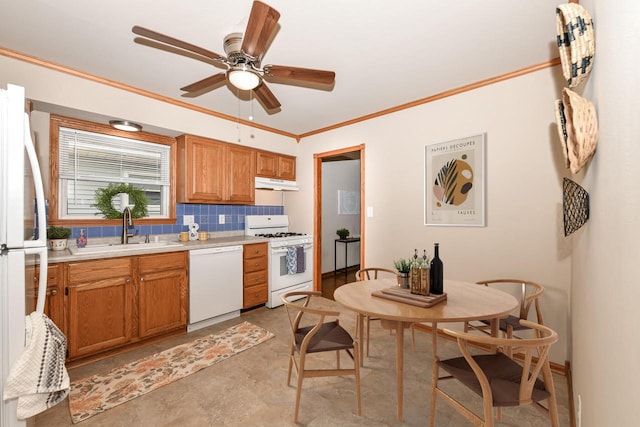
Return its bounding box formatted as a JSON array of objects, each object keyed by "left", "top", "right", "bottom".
[{"left": 1, "top": 0, "right": 561, "bottom": 137}]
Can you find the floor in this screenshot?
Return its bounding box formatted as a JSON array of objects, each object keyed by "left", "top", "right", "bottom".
[{"left": 33, "top": 271, "right": 571, "bottom": 426}]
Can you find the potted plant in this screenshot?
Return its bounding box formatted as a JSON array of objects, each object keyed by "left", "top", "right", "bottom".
[
  {"left": 336, "top": 228, "right": 350, "bottom": 240},
  {"left": 47, "top": 226, "right": 72, "bottom": 251},
  {"left": 393, "top": 258, "right": 412, "bottom": 288}
]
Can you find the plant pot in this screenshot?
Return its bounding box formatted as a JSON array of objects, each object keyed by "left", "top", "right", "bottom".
[
  {"left": 49, "top": 238, "right": 68, "bottom": 251},
  {"left": 397, "top": 272, "right": 410, "bottom": 289}
]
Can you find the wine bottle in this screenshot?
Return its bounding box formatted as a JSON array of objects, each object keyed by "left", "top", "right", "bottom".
[
  {"left": 429, "top": 243, "right": 443, "bottom": 294},
  {"left": 420, "top": 249, "right": 430, "bottom": 296},
  {"left": 410, "top": 249, "right": 420, "bottom": 294}
]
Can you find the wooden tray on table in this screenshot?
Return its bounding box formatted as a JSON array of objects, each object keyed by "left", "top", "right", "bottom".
[{"left": 372, "top": 286, "right": 447, "bottom": 308}]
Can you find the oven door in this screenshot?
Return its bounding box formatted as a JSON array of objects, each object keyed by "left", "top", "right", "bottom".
[{"left": 270, "top": 243, "right": 313, "bottom": 292}]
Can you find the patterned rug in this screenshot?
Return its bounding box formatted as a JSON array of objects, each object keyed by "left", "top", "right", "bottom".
[{"left": 68, "top": 321, "right": 274, "bottom": 423}]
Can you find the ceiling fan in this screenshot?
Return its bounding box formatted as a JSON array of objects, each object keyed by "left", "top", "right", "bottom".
[{"left": 132, "top": 0, "right": 335, "bottom": 111}]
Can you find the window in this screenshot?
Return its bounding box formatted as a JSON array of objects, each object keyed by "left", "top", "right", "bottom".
[{"left": 49, "top": 115, "right": 176, "bottom": 224}]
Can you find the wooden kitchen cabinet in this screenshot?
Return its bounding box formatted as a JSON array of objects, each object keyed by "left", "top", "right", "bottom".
[
  {"left": 176, "top": 134, "right": 256, "bottom": 204},
  {"left": 137, "top": 251, "right": 188, "bottom": 338},
  {"left": 64, "top": 251, "right": 188, "bottom": 361},
  {"left": 65, "top": 257, "right": 134, "bottom": 359},
  {"left": 25, "top": 263, "right": 64, "bottom": 332},
  {"left": 256, "top": 150, "right": 296, "bottom": 180},
  {"left": 243, "top": 243, "right": 268, "bottom": 309}
]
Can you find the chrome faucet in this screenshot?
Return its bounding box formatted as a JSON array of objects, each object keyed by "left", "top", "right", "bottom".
[{"left": 121, "top": 206, "right": 135, "bottom": 244}]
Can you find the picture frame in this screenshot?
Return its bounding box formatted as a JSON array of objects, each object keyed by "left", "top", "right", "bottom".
[{"left": 424, "top": 133, "right": 486, "bottom": 226}]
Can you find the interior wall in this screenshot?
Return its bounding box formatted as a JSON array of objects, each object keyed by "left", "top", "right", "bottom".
[
  {"left": 321, "top": 160, "right": 361, "bottom": 274},
  {"left": 289, "top": 68, "right": 571, "bottom": 363},
  {"left": 570, "top": 1, "right": 639, "bottom": 426}
]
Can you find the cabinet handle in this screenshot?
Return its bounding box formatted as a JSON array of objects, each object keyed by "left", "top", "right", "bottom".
[
  {"left": 50, "top": 289, "right": 57, "bottom": 296},
  {"left": 126, "top": 278, "right": 131, "bottom": 284},
  {"left": 140, "top": 277, "right": 145, "bottom": 282}
]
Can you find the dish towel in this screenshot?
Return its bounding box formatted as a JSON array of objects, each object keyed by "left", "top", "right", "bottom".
[
  {"left": 286, "top": 247, "right": 297, "bottom": 274},
  {"left": 3, "top": 312, "right": 70, "bottom": 419},
  {"left": 296, "top": 246, "right": 305, "bottom": 273}
]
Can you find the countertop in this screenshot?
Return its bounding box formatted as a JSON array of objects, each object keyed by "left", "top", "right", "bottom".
[{"left": 47, "top": 233, "right": 270, "bottom": 263}]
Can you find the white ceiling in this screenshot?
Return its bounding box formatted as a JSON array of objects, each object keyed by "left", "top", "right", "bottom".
[{"left": 1, "top": 0, "right": 561, "bottom": 137}]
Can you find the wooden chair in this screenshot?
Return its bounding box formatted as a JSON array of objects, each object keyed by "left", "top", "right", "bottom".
[
  {"left": 430, "top": 320, "right": 560, "bottom": 427},
  {"left": 465, "top": 279, "right": 544, "bottom": 356},
  {"left": 354, "top": 267, "right": 398, "bottom": 356},
  {"left": 281, "top": 291, "right": 361, "bottom": 422}
]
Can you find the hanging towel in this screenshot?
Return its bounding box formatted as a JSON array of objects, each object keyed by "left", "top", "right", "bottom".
[
  {"left": 3, "top": 312, "right": 70, "bottom": 419},
  {"left": 286, "top": 247, "right": 297, "bottom": 274},
  {"left": 296, "top": 246, "right": 305, "bottom": 273}
]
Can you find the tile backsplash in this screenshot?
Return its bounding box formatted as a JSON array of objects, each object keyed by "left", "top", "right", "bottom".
[{"left": 67, "top": 203, "right": 284, "bottom": 240}]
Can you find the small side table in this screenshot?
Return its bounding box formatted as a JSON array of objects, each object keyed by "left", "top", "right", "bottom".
[{"left": 334, "top": 237, "right": 361, "bottom": 282}]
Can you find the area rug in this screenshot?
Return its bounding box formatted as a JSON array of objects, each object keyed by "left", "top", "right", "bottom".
[{"left": 68, "top": 321, "right": 274, "bottom": 423}]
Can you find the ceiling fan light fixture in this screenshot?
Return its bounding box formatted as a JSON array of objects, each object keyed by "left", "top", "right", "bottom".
[
  {"left": 228, "top": 65, "right": 261, "bottom": 90},
  {"left": 109, "top": 120, "right": 142, "bottom": 132}
]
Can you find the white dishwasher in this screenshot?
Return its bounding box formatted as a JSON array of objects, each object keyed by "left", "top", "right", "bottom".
[{"left": 188, "top": 245, "right": 243, "bottom": 332}]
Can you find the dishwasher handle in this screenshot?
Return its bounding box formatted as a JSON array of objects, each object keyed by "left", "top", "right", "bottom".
[{"left": 190, "top": 245, "right": 243, "bottom": 256}]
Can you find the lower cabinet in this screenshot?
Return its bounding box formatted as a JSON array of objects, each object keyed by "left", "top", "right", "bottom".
[
  {"left": 243, "top": 243, "right": 268, "bottom": 309},
  {"left": 64, "top": 251, "right": 188, "bottom": 361},
  {"left": 138, "top": 252, "right": 188, "bottom": 338},
  {"left": 26, "top": 263, "right": 64, "bottom": 332}
]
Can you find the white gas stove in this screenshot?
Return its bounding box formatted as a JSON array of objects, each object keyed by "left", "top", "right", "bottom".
[{"left": 245, "top": 215, "right": 313, "bottom": 308}]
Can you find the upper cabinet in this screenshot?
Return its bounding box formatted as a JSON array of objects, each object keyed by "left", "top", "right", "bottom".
[
  {"left": 256, "top": 150, "right": 296, "bottom": 181},
  {"left": 176, "top": 135, "right": 255, "bottom": 204}
]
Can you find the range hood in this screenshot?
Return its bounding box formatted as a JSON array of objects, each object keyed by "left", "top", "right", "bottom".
[{"left": 255, "top": 177, "right": 299, "bottom": 191}]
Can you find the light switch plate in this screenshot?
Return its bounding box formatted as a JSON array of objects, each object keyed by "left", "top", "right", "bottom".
[
  {"left": 366, "top": 206, "right": 374, "bottom": 217},
  {"left": 219, "top": 214, "right": 225, "bottom": 224},
  {"left": 183, "top": 214, "right": 194, "bottom": 225}
]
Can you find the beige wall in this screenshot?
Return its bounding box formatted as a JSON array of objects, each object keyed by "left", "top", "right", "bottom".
[
  {"left": 290, "top": 68, "right": 572, "bottom": 363},
  {"left": 571, "top": 1, "right": 638, "bottom": 426}
]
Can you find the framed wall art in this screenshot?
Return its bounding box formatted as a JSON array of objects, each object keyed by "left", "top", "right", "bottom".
[{"left": 424, "top": 133, "right": 486, "bottom": 226}]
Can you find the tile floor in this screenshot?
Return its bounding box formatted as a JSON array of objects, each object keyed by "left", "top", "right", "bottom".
[{"left": 33, "top": 273, "right": 571, "bottom": 427}]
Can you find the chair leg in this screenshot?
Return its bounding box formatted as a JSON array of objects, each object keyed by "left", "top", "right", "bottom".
[
  {"left": 287, "top": 343, "right": 295, "bottom": 386},
  {"left": 542, "top": 360, "right": 560, "bottom": 427},
  {"left": 429, "top": 357, "right": 439, "bottom": 427},
  {"left": 353, "top": 345, "right": 362, "bottom": 415},
  {"left": 294, "top": 352, "right": 306, "bottom": 422},
  {"left": 411, "top": 324, "right": 416, "bottom": 351}
]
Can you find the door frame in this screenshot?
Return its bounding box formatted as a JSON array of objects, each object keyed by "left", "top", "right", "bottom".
[{"left": 313, "top": 144, "right": 365, "bottom": 290}]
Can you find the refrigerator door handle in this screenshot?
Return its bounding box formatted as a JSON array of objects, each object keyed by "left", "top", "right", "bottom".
[
  {"left": 23, "top": 113, "right": 47, "bottom": 249},
  {"left": 24, "top": 246, "right": 48, "bottom": 314}
]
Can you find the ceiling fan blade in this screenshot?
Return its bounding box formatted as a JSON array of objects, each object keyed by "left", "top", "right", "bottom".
[
  {"left": 180, "top": 73, "right": 227, "bottom": 95},
  {"left": 241, "top": 1, "right": 280, "bottom": 58},
  {"left": 253, "top": 83, "right": 281, "bottom": 110},
  {"left": 132, "top": 25, "right": 226, "bottom": 62},
  {"left": 264, "top": 65, "right": 335, "bottom": 84}
]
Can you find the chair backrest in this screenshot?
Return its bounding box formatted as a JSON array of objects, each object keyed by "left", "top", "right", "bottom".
[
  {"left": 281, "top": 291, "right": 341, "bottom": 350},
  {"left": 442, "top": 320, "right": 558, "bottom": 405},
  {"left": 476, "top": 279, "right": 545, "bottom": 324},
  {"left": 355, "top": 267, "right": 398, "bottom": 281}
]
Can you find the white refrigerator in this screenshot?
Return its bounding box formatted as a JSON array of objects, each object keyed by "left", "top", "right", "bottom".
[{"left": 0, "top": 84, "right": 49, "bottom": 426}]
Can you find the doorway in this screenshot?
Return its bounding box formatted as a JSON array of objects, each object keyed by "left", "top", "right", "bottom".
[{"left": 313, "top": 144, "right": 365, "bottom": 298}]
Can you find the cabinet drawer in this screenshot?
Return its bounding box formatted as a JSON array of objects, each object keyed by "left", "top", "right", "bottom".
[
  {"left": 139, "top": 251, "right": 187, "bottom": 274},
  {"left": 67, "top": 258, "right": 132, "bottom": 284},
  {"left": 244, "top": 270, "right": 267, "bottom": 288},
  {"left": 243, "top": 284, "right": 268, "bottom": 308},
  {"left": 243, "top": 255, "right": 267, "bottom": 273},
  {"left": 244, "top": 243, "right": 268, "bottom": 258}
]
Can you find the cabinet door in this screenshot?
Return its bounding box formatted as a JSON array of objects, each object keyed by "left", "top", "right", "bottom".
[
  {"left": 66, "top": 258, "right": 133, "bottom": 359},
  {"left": 226, "top": 144, "right": 255, "bottom": 203},
  {"left": 177, "top": 135, "right": 225, "bottom": 203},
  {"left": 138, "top": 252, "right": 188, "bottom": 338},
  {"left": 26, "top": 263, "right": 64, "bottom": 332},
  {"left": 256, "top": 151, "right": 278, "bottom": 177},
  {"left": 278, "top": 155, "right": 296, "bottom": 180}
]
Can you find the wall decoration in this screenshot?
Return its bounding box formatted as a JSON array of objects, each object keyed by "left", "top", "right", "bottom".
[
  {"left": 424, "top": 134, "right": 486, "bottom": 226},
  {"left": 92, "top": 183, "right": 148, "bottom": 219},
  {"left": 562, "top": 177, "right": 589, "bottom": 236},
  {"left": 338, "top": 190, "right": 360, "bottom": 215}
]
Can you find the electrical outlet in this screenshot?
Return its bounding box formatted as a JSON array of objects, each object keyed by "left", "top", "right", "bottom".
[
  {"left": 219, "top": 214, "right": 225, "bottom": 224},
  {"left": 183, "top": 214, "right": 194, "bottom": 225}
]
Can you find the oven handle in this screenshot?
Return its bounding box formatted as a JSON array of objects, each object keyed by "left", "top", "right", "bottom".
[{"left": 271, "top": 244, "right": 313, "bottom": 254}]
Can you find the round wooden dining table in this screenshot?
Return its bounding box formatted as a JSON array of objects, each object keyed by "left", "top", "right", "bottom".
[{"left": 333, "top": 278, "right": 519, "bottom": 421}]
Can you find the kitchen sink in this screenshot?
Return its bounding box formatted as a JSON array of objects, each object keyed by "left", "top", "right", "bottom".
[{"left": 68, "top": 241, "right": 184, "bottom": 255}]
